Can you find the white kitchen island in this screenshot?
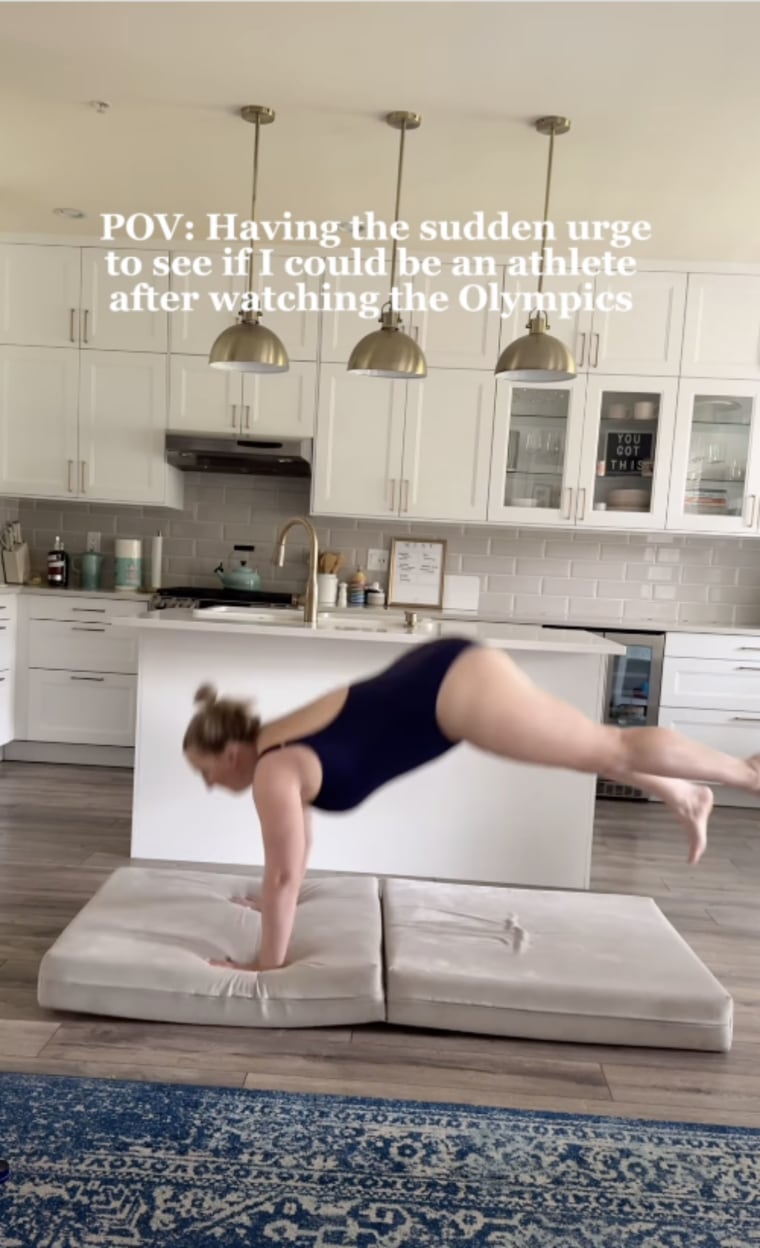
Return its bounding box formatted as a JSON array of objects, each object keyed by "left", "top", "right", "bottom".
[{"left": 119, "top": 612, "right": 622, "bottom": 890}]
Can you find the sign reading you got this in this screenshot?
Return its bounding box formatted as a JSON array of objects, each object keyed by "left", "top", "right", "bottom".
[{"left": 604, "top": 430, "right": 654, "bottom": 475}]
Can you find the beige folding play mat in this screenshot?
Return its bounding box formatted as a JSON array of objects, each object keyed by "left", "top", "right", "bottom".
[
  {"left": 37, "top": 867, "right": 385, "bottom": 1027},
  {"left": 38, "top": 866, "right": 733, "bottom": 1051}
]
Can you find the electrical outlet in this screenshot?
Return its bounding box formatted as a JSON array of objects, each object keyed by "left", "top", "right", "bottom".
[
  {"left": 86, "top": 531, "right": 101, "bottom": 553},
  {"left": 367, "top": 547, "right": 389, "bottom": 572}
]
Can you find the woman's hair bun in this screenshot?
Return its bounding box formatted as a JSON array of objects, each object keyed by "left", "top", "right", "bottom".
[{"left": 194, "top": 683, "right": 217, "bottom": 709}]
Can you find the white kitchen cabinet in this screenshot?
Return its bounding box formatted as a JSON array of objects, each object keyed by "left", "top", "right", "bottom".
[
  {"left": 169, "top": 354, "right": 242, "bottom": 433},
  {"left": 660, "top": 631, "right": 760, "bottom": 807},
  {"left": 81, "top": 248, "right": 168, "bottom": 352},
  {"left": 413, "top": 264, "right": 501, "bottom": 369},
  {"left": 26, "top": 669, "right": 137, "bottom": 747},
  {"left": 587, "top": 272, "right": 686, "bottom": 376},
  {"left": 169, "top": 355, "right": 316, "bottom": 438},
  {"left": 169, "top": 252, "right": 318, "bottom": 360},
  {"left": 242, "top": 362, "right": 316, "bottom": 437},
  {"left": 488, "top": 378, "right": 586, "bottom": 526},
  {"left": 311, "top": 364, "right": 405, "bottom": 516},
  {"left": 78, "top": 353, "right": 171, "bottom": 504},
  {"left": 576, "top": 375, "right": 678, "bottom": 530},
  {"left": 401, "top": 370, "right": 495, "bottom": 521},
  {"left": 312, "top": 365, "right": 495, "bottom": 522},
  {"left": 681, "top": 274, "right": 760, "bottom": 380},
  {"left": 0, "top": 244, "right": 81, "bottom": 347},
  {"left": 28, "top": 618, "right": 138, "bottom": 675},
  {"left": 0, "top": 346, "right": 79, "bottom": 497},
  {"left": 667, "top": 380, "right": 760, "bottom": 534},
  {"left": 497, "top": 272, "right": 686, "bottom": 378},
  {"left": 0, "top": 594, "right": 16, "bottom": 746}
]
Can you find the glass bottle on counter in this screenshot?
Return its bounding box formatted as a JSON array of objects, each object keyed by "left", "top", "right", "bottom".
[{"left": 47, "top": 536, "right": 69, "bottom": 588}]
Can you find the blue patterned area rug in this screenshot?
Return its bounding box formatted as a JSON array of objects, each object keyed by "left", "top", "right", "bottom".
[{"left": 1, "top": 1072, "right": 758, "bottom": 1247}]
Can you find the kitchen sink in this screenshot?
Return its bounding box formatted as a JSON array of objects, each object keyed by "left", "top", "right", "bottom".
[{"left": 192, "top": 606, "right": 305, "bottom": 625}]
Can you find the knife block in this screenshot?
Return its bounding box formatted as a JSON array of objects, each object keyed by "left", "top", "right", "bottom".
[{"left": 2, "top": 542, "right": 31, "bottom": 584}]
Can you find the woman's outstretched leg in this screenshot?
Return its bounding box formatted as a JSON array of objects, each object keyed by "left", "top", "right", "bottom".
[{"left": 437, "top": 646, "right": 755, "bottom": 859}]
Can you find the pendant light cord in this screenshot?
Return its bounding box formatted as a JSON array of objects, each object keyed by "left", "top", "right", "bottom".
[
  {"left": 386, "top": 117, "right": 407, "bottom": 316},
  {"left": 536, "top": 122, "right": 556, "bottom": 299},
  {"left": 245, "top": 116, "right": 261, "bottom": 315}
]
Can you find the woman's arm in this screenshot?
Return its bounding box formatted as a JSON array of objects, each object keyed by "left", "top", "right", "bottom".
[{"left": 251, "top": 760, "right": 308, "bottom": 970}]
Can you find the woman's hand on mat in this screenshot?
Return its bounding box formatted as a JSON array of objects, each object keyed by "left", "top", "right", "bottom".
[
  {"left": 208, "top": 956, "right": 284, "bottom": 972},
  {"left": 230, "top": 896, "right": 260, "bottom": 910}
]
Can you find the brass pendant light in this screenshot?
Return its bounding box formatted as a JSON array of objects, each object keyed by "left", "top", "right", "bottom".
[
  {"left": 209, "top": 105, "right": 289, "bottom": 373},
  {"left": 348, "top": 111, "right": 427, "bottom": 380},
  {"left": 495, "top": 116, "right": 577, "bottom": 383}
]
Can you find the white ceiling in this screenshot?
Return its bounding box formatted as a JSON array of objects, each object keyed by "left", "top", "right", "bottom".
[{"left": 1, "top": 2, "right": 760, "bottom": 261}]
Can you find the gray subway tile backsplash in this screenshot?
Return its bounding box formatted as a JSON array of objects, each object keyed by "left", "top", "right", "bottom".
[{"left": 2, "top": 476, "right": 760, "bottom": 626}]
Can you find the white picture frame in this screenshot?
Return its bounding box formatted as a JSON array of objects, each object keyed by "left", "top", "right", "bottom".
[{"left": 388, "top": 537, "right": 447, "bottom": 609}]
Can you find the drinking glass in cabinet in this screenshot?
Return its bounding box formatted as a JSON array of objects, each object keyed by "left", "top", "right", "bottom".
[
  {"left": 503, "top": 387, "right": 569, "bottom": 509},
  {"left": 682, "top": 394, "right": 751, "bottom": 518},
  {"left": 592, "top": 389, "right": 661, "bottom": 515}
]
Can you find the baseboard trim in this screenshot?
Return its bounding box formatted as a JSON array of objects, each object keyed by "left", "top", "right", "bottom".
[{"left": 2, "top": 740, "right": 134, "bottom": 768}]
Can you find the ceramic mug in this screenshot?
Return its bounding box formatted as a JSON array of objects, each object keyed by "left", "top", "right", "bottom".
[{"left": 633, "top": 400, "right": 656, "bottom": 421}]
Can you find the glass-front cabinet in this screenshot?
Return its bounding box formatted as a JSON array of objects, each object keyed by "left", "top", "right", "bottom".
[
  {"left": 488, "top": 380, "right": 586, "bottom": 525},
  {"left": 576, "top": 376, "right": 678, "bottom": 529},
  {"left": 668, "top": 380, "right": 760, "bottom": 533}
]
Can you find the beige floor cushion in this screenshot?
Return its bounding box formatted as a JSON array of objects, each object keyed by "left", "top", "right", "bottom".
[
  {"left": 38, "top": 867, "right": 385, "bottom": 1027},
  {"left": 383, "top": 879, "right": 733, "bottom": 1051}
]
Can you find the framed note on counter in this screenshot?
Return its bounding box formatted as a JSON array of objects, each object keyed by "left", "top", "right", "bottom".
[{"left": 388, "top": 537, "right": 447, "bottom": 609}]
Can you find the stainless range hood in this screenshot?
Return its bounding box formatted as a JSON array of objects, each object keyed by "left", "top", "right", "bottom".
[{"left": 165, "top": 433, "right": 312, "bottom": 478}]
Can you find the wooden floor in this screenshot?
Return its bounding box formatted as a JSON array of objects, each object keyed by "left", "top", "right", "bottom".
[{"left": 1, "top": 761, "right": 759, "bottom": 1127}]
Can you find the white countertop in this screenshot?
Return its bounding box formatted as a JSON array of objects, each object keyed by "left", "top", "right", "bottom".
[{"left": 117, "top": 612, "right": 624, "bottom": 656}]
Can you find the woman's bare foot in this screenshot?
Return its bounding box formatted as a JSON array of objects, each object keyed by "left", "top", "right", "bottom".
[
  {"left": 664, "top": 781, "right": 714, "bottom": 865},
  {"left": 745, "top": 755, "right": 760, "bottom": 794}
]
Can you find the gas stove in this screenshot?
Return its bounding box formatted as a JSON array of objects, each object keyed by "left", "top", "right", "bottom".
[{"left": 150, "top": 586, "right": 297, "bottom": 612}]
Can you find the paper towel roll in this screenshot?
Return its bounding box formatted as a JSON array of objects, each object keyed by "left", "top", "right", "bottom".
[
  {"left": 150, "top": 533, "right": 163, "bottom": 591},
  {"left": 114, "top": 538, "right": 143, "bottom": 593}
]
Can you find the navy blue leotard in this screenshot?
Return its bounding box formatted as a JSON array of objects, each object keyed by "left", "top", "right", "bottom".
[{"left": 259, "top": 636, "right": 475, "bottom": 811}]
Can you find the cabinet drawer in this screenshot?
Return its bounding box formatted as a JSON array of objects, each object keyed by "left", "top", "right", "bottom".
[
  {"left": 25, "top": 594, "right": 145, "bottom": 622},
  {"left": 28, "top": 619, "right": 137, "bottom": 674},
  {"left": 658, "top": 705, "right": 760, "bottom": 807},
  {"left": 661, "top": 656, "right": 760, "bottom": 712},
  {"left": 664, "top": 631, "right": 760, "bottom": 661},
  {"left": 0, "top": 669, "right": 13, "bottom": 745},
  {"left": 26, "top": 670, "right": 136, "bottom": 746},
  {"left": 0, "top": 621, "right": 12, "bottom": 669}
]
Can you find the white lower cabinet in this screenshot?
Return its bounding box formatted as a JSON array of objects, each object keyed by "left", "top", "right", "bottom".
[
  {"left": 18, "top": 593, "right": 141, "bottom": 748},
  {"left": 26, "top": 670, "right": 136, "bottom": 747},
  {"left": 0, "top": 594, "right": 16, "bottom": 745},
  {"left": 660, "top": 631, "right": 760, "bottom": 806}
]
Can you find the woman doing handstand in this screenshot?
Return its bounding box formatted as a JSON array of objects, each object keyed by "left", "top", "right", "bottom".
[{"left": 183, "top": 636, "right": 760, "bottom": 972}]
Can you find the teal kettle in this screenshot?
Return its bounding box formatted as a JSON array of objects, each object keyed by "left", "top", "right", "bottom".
[{"left": 214, "top": 544, "right": 262, "bottom": 592}]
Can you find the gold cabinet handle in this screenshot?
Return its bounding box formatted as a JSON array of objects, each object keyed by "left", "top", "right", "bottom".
[
  {"left": 738, "top": 646, "right": 760, "bottom": 652},
  {"left": 401, "top": 478, "right": 410, "bottom": 512},
  {"left": 562, "top": 487, "right": 574, "bottom": 520},
  {"left": 82, "top": 309, "right": 89, "bottom": 344},
  {"left": 575, "top": 486, "right": 587, "bottom": 520},
  {"left": 70, "top": 675, "right": 105, "bottom": 682},
  {"left": 730, "top": 715, "right": 760, "bottom": 722},
  {"left": 591, "top": 332, "right": 600, "bottom": 368},
  {"left": 576, "top": 332, "right": 586, "bottom": 369},
  {"left": 71, "top": 625, "right": 107, "bottom": 633},
  {"left": 734, "top": 666, "right": 760, "bottom": 672},
  {"left": 244, "top": 404, "right": 251, "bottom": 431},
  {"left": 67, "top": 459, "right": 75, "bottom": 493},
  {"left": 69, "top": 309, "right": 76, "bottom": 343},
  {"left": 230, "top": 403, "right": 238, "bottom": 429},
  {"left": 389, "top": 478, "right": 397, "bottom": 512},
  {"left": 80, "top": 460, "right": 87, "bottom": 494}
]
